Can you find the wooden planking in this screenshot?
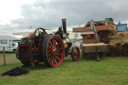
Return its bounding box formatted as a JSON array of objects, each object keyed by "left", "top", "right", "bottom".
[{"left": 82, "top": 43, "right": 108, "bottom": 47}]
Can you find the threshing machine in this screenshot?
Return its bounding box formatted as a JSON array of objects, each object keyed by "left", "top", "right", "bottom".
[
  {"left": 81, "top": 20, "right": 110, "bottom": 61},
  {"left": 16, "top": 19, "right": 80, "bottom": 67}
]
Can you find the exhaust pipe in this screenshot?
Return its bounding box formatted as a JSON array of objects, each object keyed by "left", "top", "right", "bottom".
[{"left": 62, "top": 19, "right": 67, "bottom": 34}]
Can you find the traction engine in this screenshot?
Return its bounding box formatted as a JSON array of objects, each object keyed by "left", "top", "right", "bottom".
[{"left": 16, "top": 19, "right": 80, "bottom": 67}]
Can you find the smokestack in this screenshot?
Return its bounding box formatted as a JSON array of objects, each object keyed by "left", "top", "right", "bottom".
[{"left": 62, "top": 19, "right": 67, "bottom": 34}]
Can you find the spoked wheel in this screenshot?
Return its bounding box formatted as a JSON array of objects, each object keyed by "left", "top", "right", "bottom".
[
  {"left": 71, "top": 47, "right": 80, "bottom": 61},
  {"left": 42, "top": 35, "right": 64, "bottom": 67},
  {"left": 34, "top": 28, "right": 47, "bottom": 36}
]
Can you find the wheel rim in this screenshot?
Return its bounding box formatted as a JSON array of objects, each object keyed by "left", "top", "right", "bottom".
[
  {"left": 47, "top": 36, "right": 64, "bottom": 67},
  {"left": 72, "top": 47, "right": 80, "bottom": 61}
]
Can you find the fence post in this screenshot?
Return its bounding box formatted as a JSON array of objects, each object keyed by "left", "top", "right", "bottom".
[{"left": 3, "top": 47, "right": 6, "bottom": 65}]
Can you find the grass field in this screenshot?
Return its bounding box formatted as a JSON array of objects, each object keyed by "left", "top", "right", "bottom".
[
  {"left": 0, "top": 53, "right": 19, "bottom": 65},
  {"left": 0, "top": 53, "right": 128, "bottom": 85}
]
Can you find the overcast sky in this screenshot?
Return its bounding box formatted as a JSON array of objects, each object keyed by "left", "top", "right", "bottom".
[{"left": 0, "top": 0, "right": 128, "bottom": 34}]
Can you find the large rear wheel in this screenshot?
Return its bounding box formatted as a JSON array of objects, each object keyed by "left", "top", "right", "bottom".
[{"left": 41, "top": 35, "right": 64, "bottom": 67}]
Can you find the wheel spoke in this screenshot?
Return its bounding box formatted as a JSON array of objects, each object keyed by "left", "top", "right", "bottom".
[
  {"left": 49, "top": 56, "right": 54, "bottom": 64},
  {"left": 54, "top": 55, "right": 61, "bottom": 61},
  {"left": 48, "top": 52, "right": 52, "bottom": 57},
  {"left": 47, "top": 49, "right": 52, "bottom": 52},
  {"left": 52, "top": 39, "right": 55, "bottom": 47},
  {"left": 54, "top": 39, "right": 58, "bottom": 48},
  {"left": 52, "top": 55, "right": 57, "bottom": 64},
  {"left": 49, "top": 56, "right": 52, "bottom": 63},
  {"left": 56, "top": 50, "right": 61, "bottom": 53},
  {"left": 55, "top": 53, "right": 62, "bottom": 56},
  {"left": 56, "top": 48, "right": 63, "bottom": 52},
  {"left": 48, "top": 45, "right": 52, "bottom": 49},
  {"left": 49, "top": 41, "right": 53, "bottom": 47}
]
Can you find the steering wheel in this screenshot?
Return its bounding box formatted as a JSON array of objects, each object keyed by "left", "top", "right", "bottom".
[{"left": 34, "top": 28, "right": 47, "bottom": 36}]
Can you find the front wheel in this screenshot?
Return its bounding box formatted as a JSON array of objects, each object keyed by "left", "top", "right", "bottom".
[{"left": 71, "top": 47, "right": 80, "bottom": 61}]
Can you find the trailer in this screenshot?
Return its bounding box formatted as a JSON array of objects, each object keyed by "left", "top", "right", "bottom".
[{"left": 80, "top": 20, "right": 111, "bottom": 61}]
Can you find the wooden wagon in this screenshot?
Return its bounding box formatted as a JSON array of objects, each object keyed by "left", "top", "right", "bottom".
[{"left": 73, "top": 19, "right": 116, "bottom": 61}]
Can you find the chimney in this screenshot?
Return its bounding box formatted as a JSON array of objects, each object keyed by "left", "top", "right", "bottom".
[{"left": 62, "top": 19, "right": 67, "bottom": 34}]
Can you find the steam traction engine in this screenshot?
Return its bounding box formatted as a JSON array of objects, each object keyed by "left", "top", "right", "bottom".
[{"left": 16, "top": 19, "right": 80, "bottom": 67}]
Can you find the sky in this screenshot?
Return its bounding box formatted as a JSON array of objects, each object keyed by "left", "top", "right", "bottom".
[{"left": 0, "top": 0, "right": 128, "bottom": 34}]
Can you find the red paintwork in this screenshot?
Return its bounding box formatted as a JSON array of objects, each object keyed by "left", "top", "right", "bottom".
[{"left": 47, "top": 36, "right": 64, "bottom": 67}]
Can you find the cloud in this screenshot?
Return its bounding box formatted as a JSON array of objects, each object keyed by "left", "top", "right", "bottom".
[{"left": 1, "top": 0, "right": 128, "bottom": 33}]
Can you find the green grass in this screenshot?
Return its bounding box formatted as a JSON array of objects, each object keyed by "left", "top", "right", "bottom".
[
  {"left": 0, "top": 54, "right": 128, "bottom": 85},
  {"left": 0, "top": 53, "right": 19, "bottom": 65}
]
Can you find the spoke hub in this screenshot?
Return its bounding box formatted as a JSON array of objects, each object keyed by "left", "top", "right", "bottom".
[{"left": 53, "top": 49, "right": 56, "bottom": 53}]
